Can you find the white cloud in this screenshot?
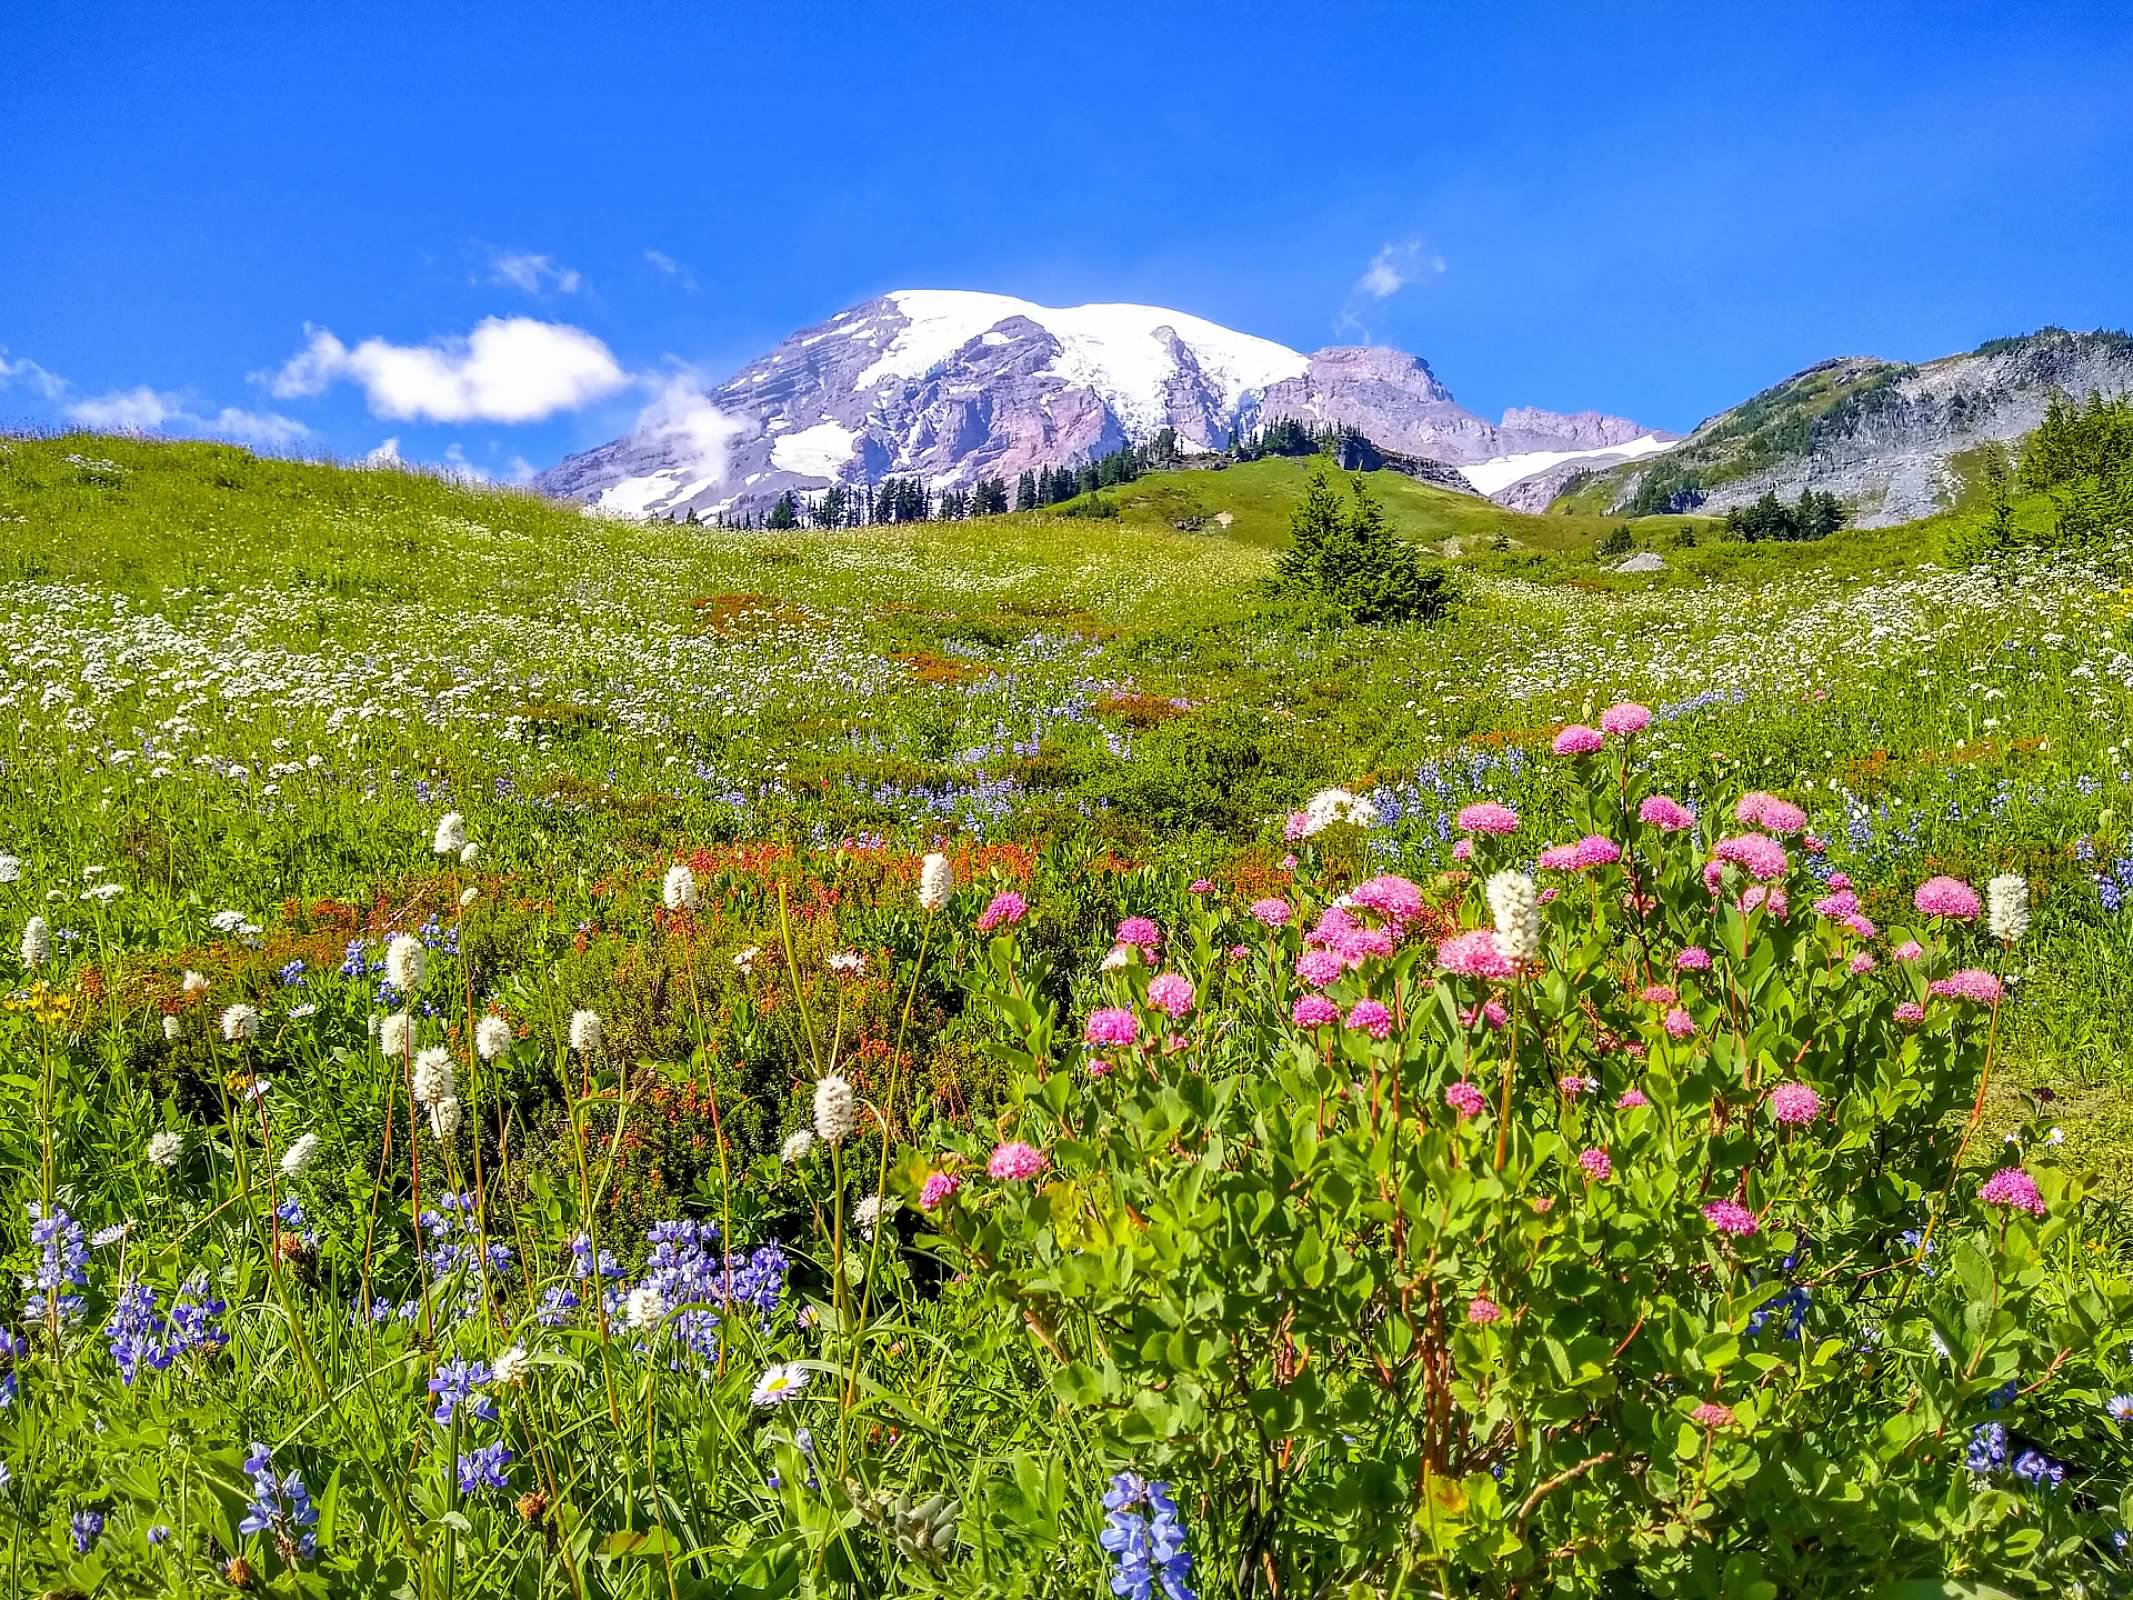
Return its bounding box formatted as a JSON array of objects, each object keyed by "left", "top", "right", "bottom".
[
  {"left": 486, "top": 251, "right": 581, "bottom": 296},
  {"left": 264, "top": 317, "right": 630, "bottom": 423},
  {"left": 363, "top": 437, "right": 402, "bottom": 466},
  {"left": 643, "top": 249, "right": 696, "bottom": 291},
  {"left": 1356, "top": 239, "right": 1446, "bottom": 301},
  {"left": 64, "top": 385, "right": 310, "bottom": 448},
  {"left": 442, "top": 443, "right": 490, "bottom": 482},
  {"left": 0, "top": 348, "right": 68, "bottom": 402},
  {"left": 629, "top": 374, "right": 747, "bottom": 481}
]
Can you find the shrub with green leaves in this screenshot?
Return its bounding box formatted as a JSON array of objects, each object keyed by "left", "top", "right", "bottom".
[{"left": 921, "top": 715, "right": 2133, "bottom": 1597}]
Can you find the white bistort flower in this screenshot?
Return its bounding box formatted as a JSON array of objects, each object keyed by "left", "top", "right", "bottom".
[
  {"left": 433, "top": 812, "right": 467, "bottom": 856},
  {"left": 280, "top": 1133, "right": 321, "bottom": 1177},
  {"left": 812, "top": 1075, "right": 856, "bottom": 1145},
  {"left": 162, "top": 1014, "right": 183, "bottom": 1042},
  {"left": 459, "top": 886, "right": 479, "bottom": 908},
  {"left": 220, "top": 1004, "right": 260, "bottom": 1043},
  {"left": 475, "top": 1015, "right": 513, "bottom": 1061},
  {"left": 458, "top": 842, "right": 479, "bottom": 867},
  {"left": 427, "top": 1097, "right": 462, "bottom": 1139},
  {"left": 385, "top": 934, "right": 426, "bottom": 992},
  {"left": 181, "top": 969, "right": 210, "bottom": 998},
  {"left": 146, "top": 1130, "right": 184, "bottom": 1168},
  {"left": 853, "top": 1193, "right": 890, "bottom": 1242},
  {"left": 1987, "top": 873, "right": 2030, "bottom": 945},
  {"left": 0, "top": 854, "right": 19, "bottom": 884},
  {"left": 624, "top": 1283, "right": 667, "bottom": 1331},
  {"left": 781, "top": 1128, "right": 817, "bottom": 1164},
  {"left": 1486, "top": 871, "right": 1543, "bottom": 963},
  {"left": 20, "top": 916, "right": 48, "bottom": 970},
  {"left": 917, "top": 852, "right": 953, "bottom": 913},
  {"left": 662, "top": 862, "right": 698, "bottom": 913},
  {"left": 568, "top": 1009, "right": 603, "bottom": 1055},
  {"left": 411, "top": 1046, "right": 456, "bottom": 1107},
  {"left": 380, "top": 1011, "right": 413, "bottom": 1058},
  {"left": 1299, "top": 787, "right": 1378, "bottom": 838},
  {"left": 492, "top": 1344, "right": 530, "bottom": 1385}
]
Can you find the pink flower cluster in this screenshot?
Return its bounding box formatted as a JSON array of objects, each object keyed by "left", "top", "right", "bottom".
[
  {"left": 1540, "top": 835, "right": 1623, "bottom": 872},
  {"left": 1713, "top": 833, "right": 1789, "bottom": 881},
  {"left": 1460, "top": 999, "right": 1509, "bottom": 1030},
  {"left": 1114, "top": 916, "right": 1161, "bottom": 950},
  {"left": 1769, "top": 1082, "right": 1821, "bottom": 1125},
  {"left": 1437, "top": 928, "right": 1512, "bottom": 980},
  {"left": 1295, "top": 949, "right": 1346, "bottom": 988},
  {"left": 1444, "top": 1081, "right": 1488, "bottom": 1119},
  {"left": 1702, "top": 1199, "right": 1759, "bottom": 1236},
  {"left": 976, "top": 890, "right": 1027, "bottom": 933},
  {"left": 1351, "top": 873, "right": 1425, "bottom": 930},
  {"left": 1640, "top": 984, "right": 1678, "bottom": 1006},
  {"left": 1616, "top": 1087, "right": 1650, "bottom": 1109},
  {"left": 1292, "top": 995, "right": 1339, "bottom": 1027},
  {"left": 1146, "top": 974, "right": 1195, "bottom": 1020},
  {"left": 987, "top": 1141, "right": 1047, "bottom": 1182},
  {"left": 1085, "top": 1007, "right": 1139, "bottom": 1047},
  {"left": 1929, "top": 969, "right": 2004, "bottom": 1005},
  {"left": 1599, "top": 701, "right": 1652, "bottom": 735},
  {"left": 1466, "top": 1295, "right": 1503, "bottom": 1325},
  {"left": 1638, "top": 794, "right": 1696, "bottom": 831},
  {"left": 1812, "top": 890, "right": 1859, "bottom": 919},
  {"left": 1676, "top": 946, "right": 1712, "bottom": 972},
  {"left": 1893, "top": 940, "right": 1924, "bottom": 962},
  {"left": 1735, "top": 791, "right": 1808, "bottom": 836},
  {"left": 1663, "top": 1007, "right": 1696, "bottom": 1040},
  {"left": 1893, "top": 1001, "right": 1926, "bottom": 1025},
  {"left": 1914, "top": 876, "right": 1981, "bottom": 920},
  {"left": 1249, "top": 897, "right": 1292, "bottom": 929},
  {"left": 1578, "top": 1147, "right": 1613, "bottom": 1182},
  {"left": 1456, "top": 801, "right": 1520, "bottom": 835},
  {"left": 1690, "top": 1401, "right": 1736, "bottom": 1429},
  {"left": 1552, "top": 724, "right": 1605, "bottom": 756},
  {"left": 1977, "top": 1166, "right": 2046, "bottom": 1215},
  {"left": 1345, "top": 999, "right": 1393, "bottom": 1039},
  {"left": 919, "top": 1172, "right": 961, "bottom": 1210}
]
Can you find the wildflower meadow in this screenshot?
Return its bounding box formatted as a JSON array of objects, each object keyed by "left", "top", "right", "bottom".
[{"left": 4, "top": 432, "right": 2133, "bottom": 1595}]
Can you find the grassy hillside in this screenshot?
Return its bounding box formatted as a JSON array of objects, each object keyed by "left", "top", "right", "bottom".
[{"left": 5, "top": 428, "right": 2133, "bottom": 1591}]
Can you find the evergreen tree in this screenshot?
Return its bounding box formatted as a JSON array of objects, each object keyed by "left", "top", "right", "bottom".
[
  {"left": 1276, "top": 470, "right": 1452, "bottom": 626},
  {"left": 1015, "top": 470, "right": 1038, "bottom": 512},
  {"left": 766, "top": 491, "right": 799, "bottom": 530}
]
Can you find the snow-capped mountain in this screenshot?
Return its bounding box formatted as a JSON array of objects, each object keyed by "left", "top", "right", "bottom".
[{"left": 535, "top": 289, "right": 1669, "bottom": 518}]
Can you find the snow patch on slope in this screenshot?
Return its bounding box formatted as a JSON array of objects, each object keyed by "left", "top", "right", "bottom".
[
  {"left": 1461, "top": 434, "right": 1674, "bottom": 497},
  {"left": 769, "top": 420, "right": 858, "bottom": 480}
]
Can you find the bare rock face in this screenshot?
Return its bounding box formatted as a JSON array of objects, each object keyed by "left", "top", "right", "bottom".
[{"left": 534, "top": 289, "right": 1668, "bottom": 521}]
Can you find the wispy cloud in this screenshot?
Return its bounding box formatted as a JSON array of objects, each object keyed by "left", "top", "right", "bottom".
[
  {"left": 628, "top": 372, "right": 746, "bottom": 481},
  {"left": 64, "top": 384, "right": 309, "bottom": 447},
  {"left": 485, "top": 250, "right": 582, "bottom": 296},
  {"left": 0, "top": 348, "right": 68, "bottom": 402},
  {"left": 643, "top": 249, "right": 696, "bottom": 291},
  {"left": 262, "top": 317, "right": 629, "bottom": 423},
  {"left": 1337, "top": 238, "right": 1447, "bottom": 340}
]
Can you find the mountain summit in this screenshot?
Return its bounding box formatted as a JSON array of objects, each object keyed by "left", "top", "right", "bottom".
[{"left": 534, "top": 290, "right": 1668, "bottom": 519}]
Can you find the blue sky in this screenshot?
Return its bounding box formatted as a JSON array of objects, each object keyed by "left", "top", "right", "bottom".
[{"left": 3, "top": 1, "right": 2129, "bottom": 479}]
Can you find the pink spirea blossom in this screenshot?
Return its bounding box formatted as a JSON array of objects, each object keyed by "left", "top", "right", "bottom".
[
  {"left": 1438, "top": 928, "right": 1512, "bottom": 980},
  {"left": 1451, "top": 838, "right": 1474, "bottom": 862},
  {"left": 1848, "top": 951, "right": 1877, "bottom": 974},
  {"left": 1738, "top": 886, "right": 1788, "bottom": 920},
  {"left": 1114, "top": 916, "right": 1161, "bottom": 949},
  {"left": 1295, "top": 949, "right": 1347, "bottom": 989},
  {"left": 1283, "top": 812, "right": 1310, "bottom": 843},
  {"left": 1228, "top": 944, "right": 1249, "bottom": 961},
  {"left": 918, "top": 1172, "right": 961, "bottom": 1210},
  {"left": 1735, "top": 791, "right": 1809, "bottom": 836},
  {"left": 1914, "top": 876, "right": 1982, "bottom": 920},
  {"left": 1977, "top": 1166, "right": 2046, "bottom": 1215},
  {"left": 1703, "top": 1199, "right": 1759, "bottom": 1236},
  {"left": 1769, "top": 1082, "right": 1821, "bottom": 1125},
  {"left": 1188, "top": 877, "right": 1215, "bottom": 895},
  {"left": 1352, "top": 874, "right": 1425, "bottom": 928},
  {"left": 1813, "top": 890, "right": 1860, "bottom": 919},
  {"left": 1663, "top": 1006, "right": 1696, "bottom": 1039},
  {"left": 1345, "top": 999, "right": 1394, "bottom": 1039},
  {"left": 1086, "top": 1058, "right": 1112, "bottom": 1078},
  {"left": 987, "top": 1141, "right": 1047, "bottom": 1182},
  {"left": 1334, "top": 927, "right": 1397, "bottom": 965},
  {"left": 1459, "top": 999, "right": 1509, "bottom": 1030},
  {"left": 1893, "top": 940, "right": 1924, "bottom": 962},
  {"left": 976, "top": 891, "right": 1027, "bottom": 933},
  {"left": 1690, "top": 1401, "right": 1736, "bottom": 1429},
  {"left": 1281, "top": 853, "right": 1298, "bottom": 871},
  {"left": 1553, "top": 724, "right": 1605, "bottom": 756},
  {"left": 1574, "top": 835, "right": 1623, "bottom": 869},
  {"left": 1617, "top": 1087, "right": 1650, "bottom": 1109},
  {"left": 1538, "top": 886, "right": 1559, "bottom": 904},
  {"left": 1676, "top": 946, "right": 1713, "bottom": 972},
  {"left": 1828, "top": 871, "right": 1853, "bottom": 891},
  {"left": 1467, "top": 1295, "right": 1503, "bottom": 1325},
  {"left": 1844, "top": 914, "right": 1878, "bottom": 939},
  {"left": 1894, "top": 1001, "right": 1926, "bottom": 1025},
  {"left": 1638, "top": 795, "right": 1696, "bottom": 831},
  {"left": 1444, "top": 1081, "right": 1488, "bottom": 1119},
  {"left": 1311, "top": 906, "right": 1358, "bottom": 942},
  {"left": 1714, "top": 834, "right": 1790, "bottom": 881},
  {"left": 1579, "top": 1147, "right": 1613, "bottom": 1181},
  {"left": 1084, "top": 1008, "right": 1139, "bottom": 1047},
  {"left": 1930, "top": 968, "right": 2004, "bottom": 1005},
  {"left": 1147, "top": 974, "right": 1195, "bottom": 1020},
  {"left": 1249, "top": 897, "right": 1292, "bottom": 928},
  {"left": 1456, "top": 801, "right": 1520, "bottom": 835},
  {"left": 1600, "top": 702, "right": 1652, "bottom": 735},
  {"left": 1640, "top": 984, "right": 1678, "bottom": 1006},
  {"left": 1559, "top": 1074, "right": 1596, "bottom": 1097},
  {"left": 1803, "top": 835, "right": 1827, "bottom": 855},
  {"left": 1292, "top": 995, "right": 1340, "bottom": 1027},
  {"left": 1538, "top": 844, "right": 1583, "bottom": 871}
]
